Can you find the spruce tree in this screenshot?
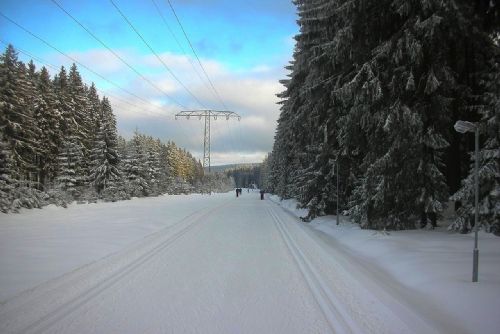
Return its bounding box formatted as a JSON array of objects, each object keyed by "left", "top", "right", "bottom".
[
  {"left": 68, "top": 63, "right": 91, "bottom": 186},
  {"left": 0, "top": 136, "right": 14, "bottom": 212},
  {"left": 55, "top": 135, "right": 83, "bottom": 200},
  {"left": 451, "top": 42, "right": 500, "bottom": 234},
  {"left": 122, "top": 131, "right": 149, "bottom": 197},
  {"left": 269, "top": 0, "right": 499, "bottom": 231},
  {"left": 90, "top": 97, "right": 120, "bottom": 195},
  {"left": 35, "top": 66, "right": 62, "bottom": 186}
]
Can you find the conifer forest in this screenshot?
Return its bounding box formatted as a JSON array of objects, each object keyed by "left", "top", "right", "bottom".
[
  {"left": 1, "top": 0, "right": 499, "bottom": 236},
  {"left": 0, "top": 44, "right": 234, "bottom": 213},
  {"left": 263, "top": 0, "right": 499, "bottom": 233}
]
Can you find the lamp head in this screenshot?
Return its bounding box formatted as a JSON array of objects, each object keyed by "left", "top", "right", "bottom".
[{"left": 454, "top": 120, "right": 476, "bottom": 133}]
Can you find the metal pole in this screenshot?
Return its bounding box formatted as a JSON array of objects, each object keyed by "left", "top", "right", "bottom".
[
  {"left": 473, "top": 127, "right": 479, "bottom": 282},
  {"left": 175, "top": 110, "right": 240, "bottom": 196},
  {"left": 337, "top": 160, "right": 340, "bottom": 225},
  {"left": 203, "top": 112, "right": 211, "bottom": 173},
  {"left": 203, "top": 113, "right": 211, "bottom": 195}
]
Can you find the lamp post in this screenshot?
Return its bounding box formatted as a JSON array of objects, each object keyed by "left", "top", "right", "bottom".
[
  {"left": 454, "top": 120, "right": 480, "bottom": 282},
  {"left": 333, "top": 160, "right": 340, "bottom": 225}
]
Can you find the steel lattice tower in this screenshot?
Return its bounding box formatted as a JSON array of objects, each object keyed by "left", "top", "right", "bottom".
[{"left": 175, "top": 110, "right": 240, "bottom": 172}]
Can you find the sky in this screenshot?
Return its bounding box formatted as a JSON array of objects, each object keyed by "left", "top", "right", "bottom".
[{"left": 0, "top": 0, "right": 298, "bottom": 165}]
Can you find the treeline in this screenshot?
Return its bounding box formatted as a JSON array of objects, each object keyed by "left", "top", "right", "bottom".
[
  {"left": 266, "top": 0, "right": 499, "bottom": 233},
  {"left": 226, "top": 164, "right": 262, "bottom": 188},
  {"left": 0, "top": 44, "right": 233, "bottom": 212}
]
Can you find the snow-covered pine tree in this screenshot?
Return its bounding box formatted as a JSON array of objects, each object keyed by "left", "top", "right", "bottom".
[
  {"left": 35, "top": 66, "right": 62, "bottom": 187},
  {"left": 0, "top": 45, "right": 20, "bottom": 155},
  {"left": 270, "top": 0, "right": 498, "bottom": 231},
  {"left": 87, "top": 83, "right": 101, "bottom": 147},
  {"left": 0, "top": 136, "right": 14, "bottom": 212},
  {"left": 53, "top": 66, "right": 75, "bottom": 137},
  {"left": 90, "top": 97, "right": 119, "bottom": 196},
  {"left": 271, "top": 61, "right": 303, "bottom": 200},
  {"left": 111, "top": 135, "right": 131, "bottom": 201},
  {"left": 68, "top": 64, "right": 91, "bottom": 188},
  {"left": 259, "top": 153, "right": 272, "bottom": 191},
  {"left": 24, "top": 60, "right": 49, "bottom": 189},
  {"left": 0, "top": 46, "right": 34, "bottom": 184},
  {"left": 122, "top": 131, "right": 149, "bottom": 197},
  {"left": 272, "top": 0, "right": 349, "bottom": 210},
  {"left": 1, "top": 47, "right": 206, "bottom": 207},
  {"left": 165, "top": 140, "right": 179, "bottom": 181},
  {"left": 158, "top": 140, "right": 173, "bottom": 193},
  {"left": 327, "top": 0, "right": 482, "bottom": 229},
  {"left": 142, "top": 135, "right": 162, "bottom": 196},
  {"left": 451, "top": 39, "right": 500, "bottom": 234},
  {"left": 55, "top": 135, "right": 83, "bottom": 200}
]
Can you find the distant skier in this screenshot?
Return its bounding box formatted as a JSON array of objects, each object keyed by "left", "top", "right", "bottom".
[
  {"left": 236, "top": 188, "right": 239, "bottom": 197},
  {"left": 260, "top": 189, "right": 265, "bottom": 200}
]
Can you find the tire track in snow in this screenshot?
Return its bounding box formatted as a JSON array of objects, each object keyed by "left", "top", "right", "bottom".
[
  {"left": 268, "top": 206, "right": 362, "bottom": 334},
  {"left": 0, "top": 200, "right": 231, "bottom": 334}
]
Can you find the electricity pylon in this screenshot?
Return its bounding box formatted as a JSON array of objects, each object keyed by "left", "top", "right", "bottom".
[{"left": 175, "top": 110, "right": 240, "bottom": 172}]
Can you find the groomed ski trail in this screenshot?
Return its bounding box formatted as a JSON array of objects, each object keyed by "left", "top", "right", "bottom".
[
  {"left": 0, "top": 193, "right": 446, "bottom": 333},
  {"left": 268, "top": 207, "right": 362, "bottom": 333},
  {"left": 0, "top": 202, "right": 230, "bottom": 334}
]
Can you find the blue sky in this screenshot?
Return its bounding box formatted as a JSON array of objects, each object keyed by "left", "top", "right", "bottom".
[{"left": 1, "top": 0, "right": 298, "bottom": 165}]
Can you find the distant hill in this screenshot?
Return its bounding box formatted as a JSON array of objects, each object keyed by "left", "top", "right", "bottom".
[{"left": 207, "top": 163, "right": 261, "bottom": 173}]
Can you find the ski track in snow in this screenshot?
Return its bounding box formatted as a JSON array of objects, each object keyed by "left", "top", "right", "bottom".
[
  {"left": 0, "top": 202, "right": 230, "bottom": 334},
  {"left": 266, "top": 205, "right": 430, "bottom": 334},
  {"left": 268, "top": 207, "right": 359, "bottom": 333},
  {"left": 0, "top": 193, "right": 452, "bottom": 333}
]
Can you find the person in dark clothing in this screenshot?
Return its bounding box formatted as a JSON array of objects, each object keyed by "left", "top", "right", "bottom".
[
  {"left": 236, "top": 188, "right": 239, "bottom": 197},
  {"left": 260, "top": 189, "right": 264, "bottom": 200},
  {"left": 420, "top": 210, "right": 437, "bottom": 229}
]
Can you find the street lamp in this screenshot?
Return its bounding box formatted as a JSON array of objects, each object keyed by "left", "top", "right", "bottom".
[
  {"left": 454, "top": 120, "right": 480, "bottom": 282},
  {"left": 333, "top": 160, "right": 340, "bottom": 225}
]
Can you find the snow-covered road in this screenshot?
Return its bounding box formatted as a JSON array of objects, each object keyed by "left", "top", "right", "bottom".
[{"left": 0, "top": 193, "right": 451, "bottom": 333}]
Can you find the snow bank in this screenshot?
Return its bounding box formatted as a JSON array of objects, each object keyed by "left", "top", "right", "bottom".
[{"left": 272, "top": 196, "right": 500, "bottom": 334}]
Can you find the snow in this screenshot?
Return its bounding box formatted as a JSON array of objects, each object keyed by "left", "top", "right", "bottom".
[
  {"left": 271, "top": 196, "right": 500, "bottom": 334},
  {"left": 0, "top": 194, "right": 225, "bottom": 301},
  {"left": 0, "top": 192, "right": 499, "bottom": 333}
]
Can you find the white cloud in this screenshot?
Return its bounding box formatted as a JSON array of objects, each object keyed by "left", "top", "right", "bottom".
[
  {"left": 249, "top": 64, "right": 272, "bottom": 73},
  {"left": 50, "top": 47, "right": 288, "bottom": 164}
]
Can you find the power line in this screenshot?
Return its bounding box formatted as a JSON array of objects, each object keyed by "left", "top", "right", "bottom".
[
  {"left": 175, "top": 110, "right": 240, "bottom": 172},
  {"left": 165, "top": 0, "right": 229, "bottom": 111},
  {"left": 0, "top": 39, "right": 173, "bottom": 122},
  {"left": 166, "top": 0, "right": 245, "bottom": 163},
  {"left": 0, "top": 39, "right": 58, "bottom": 71},
  {"left": 49, "top": 0, "right": 186, "bottom": 110},
  {"left": 0, "top": 18, "right": 174, "bottom": 120},
  {"left": 150, "top": 0, "right": 212, "bottom": 93},
  {"left": 109, "top": 0, "right": 206, "bottom": 108}
]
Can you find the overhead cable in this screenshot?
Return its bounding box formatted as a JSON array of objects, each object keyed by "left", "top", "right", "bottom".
[
  {"left": 150, "top": 0, "right": 211, "bottom": 93},
  {"left": 0, "top": 15, "right": 175, "bottom": 118},
  {"left": 0, "top": 39, "right": 173, "bottom": 121},
  {"left": 109, "top": 0, "right": 206, "bottom": 108},
  {"left": 165, "top": 0, "right": 229, "bottom": 111},
  {"left": 50, "top": 0, "right": 186, "bottom": 110}
]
